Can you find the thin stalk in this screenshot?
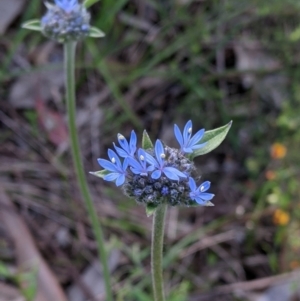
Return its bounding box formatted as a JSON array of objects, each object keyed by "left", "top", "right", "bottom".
[
  {"left": 64, "top": 41, "right": 113, "bottom": 301},
  {"left": 151, "top": 203, "right": 167, "bottom": 301}
]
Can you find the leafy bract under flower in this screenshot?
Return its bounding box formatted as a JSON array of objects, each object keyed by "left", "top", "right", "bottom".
[
  {"left": 97, "top": 149, "right": 128, "bottom": 186},
  {"left": 146, "top": 140, "right": 186, "bottom": 181},
  {"left": 55, "top": 0, "right": 78, "bottom": 12},
  {"left": 189, "top": 178, "right": 214, "bottom": 205},
  {"left": 114, "top": 130, "right": 137, "bottom": 158},
  {"left": 174, "top": 120, "right": 206, "bottom": 154}
]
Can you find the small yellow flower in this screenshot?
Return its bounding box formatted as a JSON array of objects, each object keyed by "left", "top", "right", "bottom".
[
  {"left": 265, "top": 170, "right": 276, "bottom": 180},
  {"left": 270, "top": 143, "right": 287, "bottom": 159},
  {"left": 273, "top": 209, "right": 290, "bottom": 225},
  {"left": 289, "top": 261, "right": 300, "bottom": 270}
]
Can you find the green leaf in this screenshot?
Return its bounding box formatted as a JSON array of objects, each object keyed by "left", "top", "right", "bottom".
[
  {"left": 88, "top": 26, "right": 105, "bottom": 38},
  {"left": 89, "top": 170, "right": 110, "bottom": 178},
  {"left": 22, "top": 20, "right": 42, "bottom": 32},
  {"left": 290, "top": 26, "right": 300, "bottom": 42},
  {"left": 145, "top": 203, "right": 158, "bottom": 217},
  {"left": 192, "top": 121, "right": 232, "bottom": 157},
  {"left": 142, "top": 130, "right": 153, "bottom": 150},
  {"left": 84, "top": 0, "right": 101, "bottom": 8},
  {"left": 0, "top": 261, "right": 11, "bottom": 279},
  {"left": 18, "top": 269, "right": 38, "bottom": 301}
]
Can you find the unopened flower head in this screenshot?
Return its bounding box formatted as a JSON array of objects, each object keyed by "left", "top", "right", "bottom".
[
  {"left": 93, "top": 122, "right": 216, "bottom": 208},
  {"left": 124, "top": 142, "right": 193, "bottom": 207},
  {"left": 41, "top": 0, "right": 90, "bottom": 42}
]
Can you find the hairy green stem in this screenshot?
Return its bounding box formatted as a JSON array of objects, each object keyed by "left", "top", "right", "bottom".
[
  {"left": 151, "top": 203, "right": 167, "bottom": 301},
  {"left": 64, "top": 41, "right": 113, "bottom": 301}
]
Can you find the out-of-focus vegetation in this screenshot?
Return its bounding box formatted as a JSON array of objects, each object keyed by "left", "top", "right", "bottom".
[{"left": 1, "top": 0, "right": 300, "bottom": 300}]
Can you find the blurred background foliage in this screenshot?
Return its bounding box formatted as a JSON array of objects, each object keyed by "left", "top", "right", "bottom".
[{"left": 0, "top": 0, "right": 300, "bottom": 300}]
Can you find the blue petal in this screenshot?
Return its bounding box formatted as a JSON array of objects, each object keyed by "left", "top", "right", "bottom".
[
  {"left": 199, "top": 181, "right": 211, "bottom": 192},
  {"left": 145, "top": 153, "right": 158, "bottom": 167},
  {"left": 155, "top": 140, "right": 165, "bottom": 166},
  {"left": 128, "top": 157, "right": 141, "bottom": 170},
  {"left": 163, "top": 168, "right": 179, "bottom": 181},
  {"left": 107, "top": 149, "right": 122, "bottom": 169},
  {"left": 123, "top": 158, "right": 129, "bottom": 170},
  {"left": 189, "top": 193, "right": 197, "bottom": 202},
  {"left": 193, "top": 197, "right": 207, "bottom": 205},
  {"left": 116, "top": 174, "right": 126, "bottom": 186},
  {"left": 118, "top": 133, "right": 130, "bottom": 153},
  {"left": 97, "top": 159, "right": 118, "bottom": 172},
  {"left": 138, "top": 148, "right": 146, "bottom": 156},
  {"left": 151, "top": 170, "right": 162, "bottom": 179},
  {"left": 129, "top": 130, "right": 137, "bottom": 153},
  {"left": 174, "top": 124, "right": 184, "bottom": 147},
  {"left": 188, "top": 177, "right": 197, "bottom": 191},
  {"left": 191, "top": 142, "right": 207, "bottom": 150},
  {"left": 103, "top": 173, "right": 119, "bottom": 181},
  {"left": 147, "top": 165, "right": 155, "bottom": 172},
  {"left": 114, "top": 144, "right": 129, "bottom": 158},
  {"left": 189, "top": 128, "right": 205, "bottom": 146},
  {"left": 183, "top": 120, "right": 192, "bottom": 144},
  {"left": 137, "top": 148, "right": 147, "bottom": 167},
  {"left": 198, "top": 193, "right": 215, "bottom": 201},
  {"left": 164, "top": 167, "right": 186, "bottom": 178},
  {"left": 130, "top": 167, "right": 143, "bottom": 175},
  {"left": 140, "top": 159, "right": 147, "bottom": 169},
  {"left": 55, "top": 0, "right": 77, "bottom": 12},
  {"left": 182, "top": 147, "right": 194, "bottom": 153}
]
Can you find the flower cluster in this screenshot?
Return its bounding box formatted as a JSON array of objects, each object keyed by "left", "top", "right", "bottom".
[
  {"left": 94, "top": 121, "right": 215, "bottom": 207},
  {"left": 41, "top": 0, "right": 90, "bottom": 42}
]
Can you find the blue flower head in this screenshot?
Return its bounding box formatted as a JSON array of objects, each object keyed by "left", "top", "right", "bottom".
[
  {"left": 41, "top": 0, "right": 90, "bottom": 42},
  {"left": 189, "top": 178, "right": 215, "bottom": 205},
  {"left": 92, "top": 119, "right": 228, "bottom": 208},
  {"left": 128, "top": 148, "right": 155, "bottom": 176},
  {"left": 146, "top": 140, "right": 187, "bottom": 181},
  {"left": 114, "top": 130, "right": 137, "bottom": 158},
  {"left": 55, "top": 0, "right": 78, "bottom": 13},
  {"left": 174, "top": 120, "right": 206, "bottom": 154},
  {"left": 97, "top": 149, "right": 128, "bottom": 186}
]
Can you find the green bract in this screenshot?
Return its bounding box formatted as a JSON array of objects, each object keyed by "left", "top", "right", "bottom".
[
  {"left": 83, "top": 0, "right": 101, "bottom": 8},
  {"left": 89, "top": 26, "right": 105, "bottom": 38},
  {"left": 146, "top": 203, "right": 159, "bottom": 217},
  {"left": 89, "top": 169, "right": 111, "bottom": 178},
  {"left": 22, "top": 19, "right": 42, "bottom": 31},
  {"left": 191, "top": 121, "right": 232, "bottom": 158},
  {"left": 142, "top": 130, "right": 154, "bottom": 150}
]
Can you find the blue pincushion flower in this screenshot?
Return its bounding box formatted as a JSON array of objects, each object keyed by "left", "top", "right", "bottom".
[
  {"left": 128, "top": 148, "right": 155, "bottom": 176},
  {"left": 97, "top": 149, "right": 128, "bottom": 186},
  {"left": 41, "top": 0, "right": 90, "bottom": 42},
  {"left": 55, "top": 0, "right": 78, "bottom": 12},
  {"left": 92, "top": 119, "right": 228, "bottom": 208},
  {"left": 174, "top": 120, "right": 206, "bottom": 154},
  {"left": 114, "top": 130, "right": 137, "bottom": 158},
  {"left": 146, "top": 140, "right": 187, "bottom": 181},
  {"left": 188, "top": 178, "right": 215, "bottom": 205}
]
